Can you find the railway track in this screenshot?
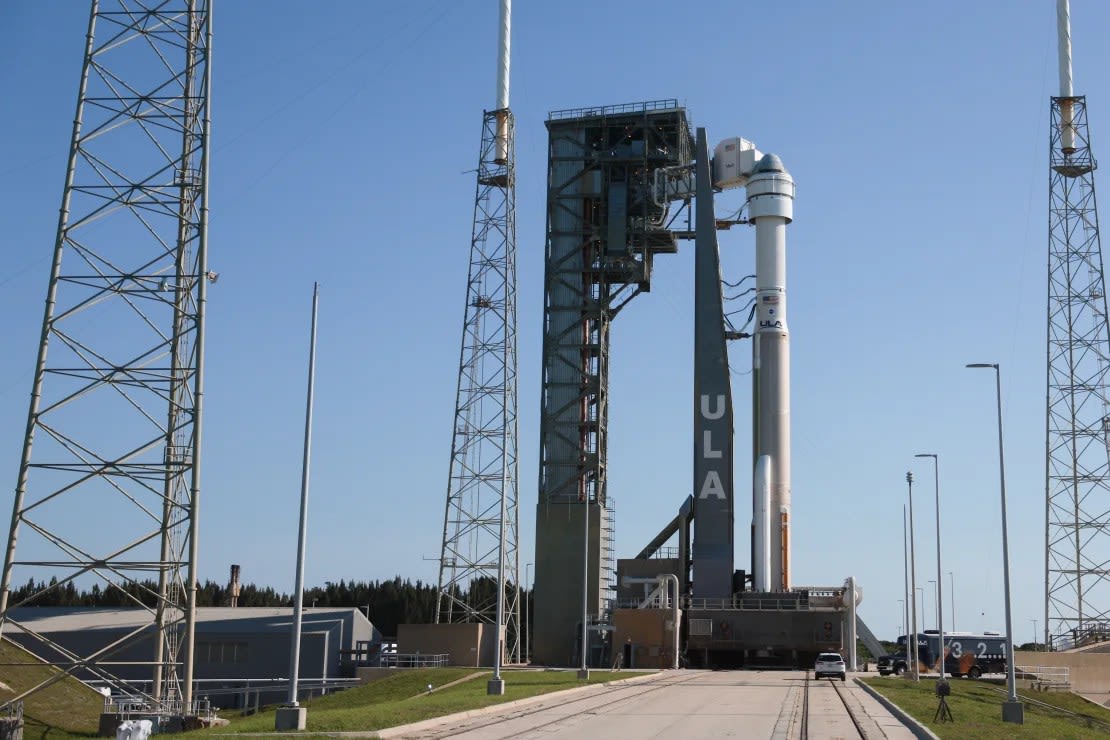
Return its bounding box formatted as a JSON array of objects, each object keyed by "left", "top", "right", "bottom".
[
  {"left": 393, "top": 670, "right": 891, "bottom": 739},
  {"left": 799, "top": 670, "right": 869, "bottom": 739},
  {"left": 401, "top": 672, "right": 704, "bottom": 740}
]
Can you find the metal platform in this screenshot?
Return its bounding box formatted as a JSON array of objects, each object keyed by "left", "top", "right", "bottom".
[{"left": 682, "top": 589, "right": 847, "bottom": 668}]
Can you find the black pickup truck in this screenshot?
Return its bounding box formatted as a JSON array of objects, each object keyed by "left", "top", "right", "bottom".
[{"left": 876, "top": 653, "right": 908, "bottom": 676}]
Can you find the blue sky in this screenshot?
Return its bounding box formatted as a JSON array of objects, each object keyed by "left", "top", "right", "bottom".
[{"left": 3, "top": 0, "right": 1110, "bottom": 646}]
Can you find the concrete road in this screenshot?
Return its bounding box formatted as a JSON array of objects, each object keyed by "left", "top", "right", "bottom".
[{"left": 380, "top": 670, "right": 921, "bottom": 740}]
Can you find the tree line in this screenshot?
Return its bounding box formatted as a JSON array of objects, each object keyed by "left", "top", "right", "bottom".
[{"left": 4, "top": 576, "right": 471, "bottom": 636}]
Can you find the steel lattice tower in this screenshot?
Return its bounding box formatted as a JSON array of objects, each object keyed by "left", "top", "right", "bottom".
[
  {"left": 435, "top": 100, "right": 520, "bottom": 660},
  {"left": 0, "top": 0, "right": 211, "bottom": 711},
  {"left": 1045, "top": 94, "right": 1110, "bottom": 646}
]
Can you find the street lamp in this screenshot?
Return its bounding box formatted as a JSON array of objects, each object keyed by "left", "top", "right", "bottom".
[
  {"left": 902, "top": 504, "right": 916, "bottom": 679},
  {"left": 929, "top": 580, "right": 938, "bottom": 631},
  {"left": 914, "top": 452, "right": 941, "bottom": 678},
  {"left": 917, "top": 451, "right": 945, "bottom": 679},
  {"left": 966, "top": 362, "right": 1023, "bottom": 724},
  {"left": 488, "top": 457, "right": 510, "bottom": 695},
  {"left": 948, "top": 571, "right": 956, "bottom": 633},
  {"left": 906, "top": 472, "right": 920, "bottom": 681},
  {"left": 276, "top": 284, "right": 319, "bottom": 732},
  {"left": 917, "top": 587, "right": 925, "bottom": 641}
]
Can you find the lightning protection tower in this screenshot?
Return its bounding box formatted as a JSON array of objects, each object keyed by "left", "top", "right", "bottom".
[
  {"left": 1045, "top": 0, "right": 1110, "bottom": 647},
  {"left": 436, "top": 0, "right": 520, "bottom": 662},
  {"left": 0, "top": 0, "right": 212, "bottom": 713}
]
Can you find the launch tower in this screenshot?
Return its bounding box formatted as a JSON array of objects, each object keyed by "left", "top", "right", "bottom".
[
  {"left": 533, "top": 100, "right": 692, "bottom": 666},
  {"left": 535, "top": 105, "right": 855, "bottom": 669}
]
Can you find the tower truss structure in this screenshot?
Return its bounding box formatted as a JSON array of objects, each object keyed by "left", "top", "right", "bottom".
[
  {"left": 1045, "top": 94, "right": 1110, "bottom": 646},
  {"left": 0, "top": 0, "right": 212, "bottom": 711},
  {"left": 435, "top": 108, "right": 521, "bottom": 661}
]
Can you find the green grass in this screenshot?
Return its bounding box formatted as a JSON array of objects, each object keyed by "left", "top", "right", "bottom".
[
  {"left": 205, "top": 668, "right": 638, "bottom": 734},
  {"left": 0, "top": 638, "right": 103, "bottom": 739},
  {"left": 862, "top": 676, "right": 1110, "bottom": 739}
]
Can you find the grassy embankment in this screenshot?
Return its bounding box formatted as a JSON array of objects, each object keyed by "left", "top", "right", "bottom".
[
  {"left": 0, "top": 638, "right": 103, "bottom": 740},
  {"left": 863, "top": 675, "right": 1110, "bottom": 739},
  {"left": 203, "top": 668, "right": 633, "bottom": 735}
]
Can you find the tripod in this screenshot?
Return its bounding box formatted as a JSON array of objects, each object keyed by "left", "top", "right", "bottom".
[{"left": 934, "top": 679, "right": 954, "bottom": 722}]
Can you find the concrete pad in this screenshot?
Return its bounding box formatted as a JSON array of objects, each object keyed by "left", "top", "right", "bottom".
[
  {"left": 376, "top": 670, "right": 927, "bottom": 740},
  {"left": 273, "top": 705, "right": 306, "bottom": 731}
]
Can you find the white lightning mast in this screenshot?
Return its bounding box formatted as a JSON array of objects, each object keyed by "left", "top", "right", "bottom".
[
  {"left": 1045, "top": 0, "right": 1110, "bottom": 649},
  {"left": 436, "top": 0, "right": 520, "bottom": 690}
]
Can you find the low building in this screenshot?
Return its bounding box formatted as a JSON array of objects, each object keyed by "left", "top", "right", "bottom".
[
  {"left": 7, "top": 606, "right": 380, "bottom": 709},
  {"left": 397, "top": 622, "right": 500, "bottom": 666}
]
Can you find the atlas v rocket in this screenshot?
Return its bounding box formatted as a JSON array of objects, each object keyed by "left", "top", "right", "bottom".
[
  {"left": 748, "top": 149, "right": 795, "bottom": 592},
  {"left": 694, "top": 129, "right": 795, "bottom": 596}
]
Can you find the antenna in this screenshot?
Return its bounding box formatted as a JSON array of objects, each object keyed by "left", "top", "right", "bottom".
[
  {"left": 1057, "top": 0, "right": 1076, "bottom": 150},
  {"left": 495, "top": 0, "right": 511, "bottom": 163}
]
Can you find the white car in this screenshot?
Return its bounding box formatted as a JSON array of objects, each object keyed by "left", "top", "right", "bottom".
[{"left": 815, "top": 652, "right": 846, "bottom": 681}]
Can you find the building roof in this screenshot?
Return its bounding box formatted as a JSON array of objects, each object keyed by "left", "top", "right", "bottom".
[{"left": 7, "top": 606, "right": 374, "bottom": 636}]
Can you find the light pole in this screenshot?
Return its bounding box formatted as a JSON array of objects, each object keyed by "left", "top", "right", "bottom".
[
  {"left": 917, "top": 587, "right": 925, "bottom": 642},
  {"left": 902, "top": 504, "right": 916, "bottom": 679},
  {"left": 276, "top": 283, "right": 320, "bottom": 732},
  {"left": 525, "top": 562, "right": 533, "bottom": 664},
  {"left": 948, "top": 571, "right": 955, "bottom": 633},
  {"left": 967, "top": 362, "right": 1023, "bottom": 724},
  {"left": 923, "top": 576, "right": 932, "bottom": 630},
  {"left": 926, "top": 580, "right": 936, "bottom": 631},
  {"left": 488, "top": 417, "right": 510, "bottom": 695},
  {"left": 1031, "top": 618, "right": 1038, "bottom": 651},
  {"left": 907, "top": 472, "right": 920, "bottom": 681},
  {"left": 918, "top": 451, "right": 945, "bottom": 678}
]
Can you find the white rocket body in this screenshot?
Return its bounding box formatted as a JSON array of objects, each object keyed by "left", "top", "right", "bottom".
[
  {"left": 846, "top": 576, "right": 860, "bottom": 669},
  {"left": 748, "top": 154, "right": 795, "bottom": 591},
  {"left": 711, "top": 140, "right": 795, "bottom": 593},
  {"left": 753, "top": 455, "right": 771, "bottom": 591}
]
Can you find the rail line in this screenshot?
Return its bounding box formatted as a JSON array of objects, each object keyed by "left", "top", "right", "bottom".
[
  {"left": 402, "top": 670, "right": 886, "bottom": 739},
  {"left": 406, "top": 671, "right": 705, "bottom": 740},
  {"left": 799, "top": 670, "right": 810, "bottom": 738},
  {"left": 800, "top": 670, "right": 867, "bottom": 739}
]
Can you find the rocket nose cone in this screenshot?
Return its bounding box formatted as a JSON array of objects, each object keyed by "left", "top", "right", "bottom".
[{"left": 754, "top": 153, "right": 785, "bottom": 174}]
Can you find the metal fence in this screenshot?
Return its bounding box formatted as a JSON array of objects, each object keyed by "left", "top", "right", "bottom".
[
  {"left": 94, "top": 677, "right": 361, "bottom": 714},
  {"left": 377, "top": 653, "right": 451, "bottom": 668},
  {"left": 1016, "top": 664, "right": 1071, "bottom": 691},
  {"left": 548, "top": 99, "right": 681, "bottom": 121}
]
